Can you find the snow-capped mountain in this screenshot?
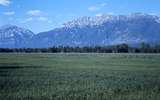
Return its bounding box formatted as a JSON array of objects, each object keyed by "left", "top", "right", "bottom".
[
  {"left": 32, "top": 13, "right": 160, "bottom": 48},
  {"left": 0, "top": 25, "right": 34, "bottom": 48}
]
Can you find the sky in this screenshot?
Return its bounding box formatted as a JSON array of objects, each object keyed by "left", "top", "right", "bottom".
[{"left": 0, "top": 0, "right": 160, "bottom": 33}]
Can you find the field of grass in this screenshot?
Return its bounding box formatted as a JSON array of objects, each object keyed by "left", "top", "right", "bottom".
[{"left": 0, "top": 53, "right": 160, "bottom": 100}]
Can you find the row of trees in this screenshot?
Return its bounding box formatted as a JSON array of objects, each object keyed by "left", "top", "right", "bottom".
[{"left": 0, "top": 43, "right": 160, "bottom": 53}]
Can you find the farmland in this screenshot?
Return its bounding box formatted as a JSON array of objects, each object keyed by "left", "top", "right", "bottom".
[{"left": 0, "top": 53, "right": 160, "bottom": 100}]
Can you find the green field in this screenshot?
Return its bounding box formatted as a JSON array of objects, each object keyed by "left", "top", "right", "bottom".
[{"left": 0, "top": 53, "right": 160, "bottom": 100}]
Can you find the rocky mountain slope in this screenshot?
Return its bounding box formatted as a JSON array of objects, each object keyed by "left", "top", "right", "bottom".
[{"left": 0, "top": 25, "right": 34, "bottom": 48}]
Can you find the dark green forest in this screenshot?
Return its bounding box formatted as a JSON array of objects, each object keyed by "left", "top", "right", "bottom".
[{"left": 1, "top": 43, "right": 160, "bottom": 53}]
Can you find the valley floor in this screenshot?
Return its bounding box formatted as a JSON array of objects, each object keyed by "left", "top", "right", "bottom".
[{"left": 0, "top": 53, "right": 160, "bottom": 100}]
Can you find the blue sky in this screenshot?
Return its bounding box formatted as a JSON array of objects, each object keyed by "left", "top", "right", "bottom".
[{"left": 0, "top": 0, "right": 160, "bottom": 33}]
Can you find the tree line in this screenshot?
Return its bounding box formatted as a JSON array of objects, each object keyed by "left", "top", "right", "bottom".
[{"left": 0, "top": 43, "right": 160, "bottom": 53}]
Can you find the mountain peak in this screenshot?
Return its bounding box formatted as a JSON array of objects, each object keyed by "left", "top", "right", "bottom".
[
  {"left": 0, "top": 24, "right": 18, "bottom": 30},
  {"left": 0, "top": 24, "right": 34, "bottom": 35},
  {"left": 0, "top": 24, "right": 35, "bottom": 48}
]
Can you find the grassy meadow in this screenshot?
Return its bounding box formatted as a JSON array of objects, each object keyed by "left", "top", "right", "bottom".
[{"left": 0, "top": 53, "right": 160, "bottom": 100}]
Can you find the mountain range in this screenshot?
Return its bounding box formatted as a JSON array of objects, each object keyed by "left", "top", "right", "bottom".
[{"left": 1, "top": 13, "right": 160, "bottom": 48}]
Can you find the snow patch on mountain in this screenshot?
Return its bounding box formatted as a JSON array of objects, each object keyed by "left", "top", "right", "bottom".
[{"left": 63, "top": 14, "right": 115, "bottom": 28}]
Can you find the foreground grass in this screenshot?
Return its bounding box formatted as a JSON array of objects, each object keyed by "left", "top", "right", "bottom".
[{"left": 0, "top": 53, "right": 160, "bottom": 100}]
